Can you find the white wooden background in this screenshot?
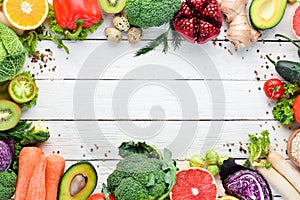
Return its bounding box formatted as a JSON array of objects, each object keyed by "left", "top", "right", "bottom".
[{"left": 19, "top": 1, "right": 300, "bottom": 199}]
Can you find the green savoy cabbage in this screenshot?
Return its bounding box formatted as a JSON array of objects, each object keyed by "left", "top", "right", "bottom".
[{"left": 0, "top": 22, "right": 26, "bottom": 82}]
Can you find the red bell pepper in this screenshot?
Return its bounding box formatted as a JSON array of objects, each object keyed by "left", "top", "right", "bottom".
[{"left": 53, "top": 0, "right": 102, "bottom": 30}]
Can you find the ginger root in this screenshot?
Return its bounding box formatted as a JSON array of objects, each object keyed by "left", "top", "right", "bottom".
[{"left": 220, "top": 0, "right": 260, "bottom": 50}]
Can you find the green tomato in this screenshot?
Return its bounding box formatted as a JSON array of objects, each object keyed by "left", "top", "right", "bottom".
[
  {"left": 207, "top": 165, "right": 219, "bottom": 176},
  {"left": 205, "top": 150, "right": 219, "bottom": 165},
  {"left": 189, "top": 154, "right": 205, "bottom": 167},
  {"left": 218, "top": 155, "right": 229, "bottom": 166}
]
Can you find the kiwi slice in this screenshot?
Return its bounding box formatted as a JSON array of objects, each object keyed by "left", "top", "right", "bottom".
[
  {"left": 99, "top": 0, "right": 126, "bottom": 14},
  {"left": 0, "top": 99, "right": 21, "bottom": 131},
  {"left": 8, "top": 75, "right": 37, "bottom": 104}
]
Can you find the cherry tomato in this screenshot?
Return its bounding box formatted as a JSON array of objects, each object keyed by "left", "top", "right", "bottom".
[
  {"left": 293, "top": 95, "right": 300, "bottom": 123},
  {"left": 263, "top": 78, "right": 284, "bottom": 100},
  {"left": 87, "top": 193, "right": 116, "bottom": 200}
]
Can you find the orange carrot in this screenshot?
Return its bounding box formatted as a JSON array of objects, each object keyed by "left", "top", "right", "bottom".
[
  {"left": 25, "top": 153, "right": 46, "bottom": 200},
  {"left": 45, "top": 155, "right": 65, "bottom": 200},
  {"left": 14, "top": 147, "right": 44, "bottom": 200}
]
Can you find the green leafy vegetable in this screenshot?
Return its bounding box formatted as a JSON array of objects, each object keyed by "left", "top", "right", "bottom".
[
  {"left": 118, "top": 141, "right": 162, "bottom": 159},
  {"left": 0, "top": 22, "right": 26, "bottom": 82},
  {"left": 19, "top": 25, "right": 69, "bottom": 55},
  {"left": 272, "top": 97, "right": 295, "bottom": 125},
  {"left": 0, "top": 169, "right": 17, "bottom": 199},
  {"left": 135, "top": 22, "right": 182, "bottom": 56},
  {"left": 244, "top": 130, "right": 272, "bottom": 169},
  {"left": 283, "top": 83, "right": 300, "bottom": 96},
  {"left": 0, "top": 121, "right": 50, "bottom": 171}
]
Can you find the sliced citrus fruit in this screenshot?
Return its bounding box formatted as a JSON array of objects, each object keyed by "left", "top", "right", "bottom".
[
  {"left": 8, "top": 75, "right": 37, "bottom": 103},
  {"left": 291, "top": 4, "right": 300, "bottom": 39},
  {"left": 218, "top": 195, "right": 239, "bottom": 200},
  {"left": 3, "top": 0, "right": 49, "bottom": 30},
  {"left": 170, "top": 168, "right": 218, "bottom": 200}
]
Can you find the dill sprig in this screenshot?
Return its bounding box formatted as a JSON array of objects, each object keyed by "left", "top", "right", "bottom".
[{"left": 135, "top": 22, "right": 182, "bottom": 57}]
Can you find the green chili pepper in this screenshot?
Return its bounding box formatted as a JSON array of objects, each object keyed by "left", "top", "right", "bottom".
[
  {"left": 266, "top": 55, "right": 300, "bottom": 85},
  {"left": 275, "top": 34, "right": 300, "bottom": 58}
]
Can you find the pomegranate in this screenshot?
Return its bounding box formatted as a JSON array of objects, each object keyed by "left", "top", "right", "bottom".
[{"left": 173, "top": 0, "right": 222, "bottom": 44}]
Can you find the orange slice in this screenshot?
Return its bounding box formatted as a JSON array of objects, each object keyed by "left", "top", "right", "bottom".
[{"left": 3, "top": 0, "right": 49, "bottom": 30}]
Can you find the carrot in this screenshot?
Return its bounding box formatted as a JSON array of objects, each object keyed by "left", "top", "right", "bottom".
[
  {"left": 14, "top": 147, "right": 44, "bottom": 200},
  {"left": 267, "top": 151, "right": 300, "bottom": 194},
  {"left": 45, "top": 155, "right": 65, "bottom": 200},
  {"left": 25, "top": 153, "right": 46, "bottom": 200}
]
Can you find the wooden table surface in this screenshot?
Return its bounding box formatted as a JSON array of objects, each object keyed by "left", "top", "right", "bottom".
[{"left": 22, "top": 2, "right": 300, "bottom": 199}]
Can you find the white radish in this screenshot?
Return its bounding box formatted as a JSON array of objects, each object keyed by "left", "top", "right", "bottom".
[
  {"left": 255, "top": 167, "right": 300, "bottom": 200},
  {"left": 267, "top": 151, "right": 300, "bottom": 194}
]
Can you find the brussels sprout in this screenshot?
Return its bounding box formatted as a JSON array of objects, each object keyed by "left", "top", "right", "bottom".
[
  {"left": 189, "top": 154, "right": 205, "bottom": 168},
  {"left": 218, "top": 155, "right": 229, "bottom": 166},
  {"left": 205, "top": 150, "right": 219, "bottom": 165},
  {"left": 207, "top": 165, "right": 219, "bottom": 176}
]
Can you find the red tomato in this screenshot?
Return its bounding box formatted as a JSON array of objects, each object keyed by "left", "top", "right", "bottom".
[
  {"left": 263, "top": 78, "right": 284, "bottom": 100},
  {"left": 87, "top": 193, "right": 116, "bottom": 200},
  {"left": 293, "top": 95, "right": 300, "bottom": 123}
]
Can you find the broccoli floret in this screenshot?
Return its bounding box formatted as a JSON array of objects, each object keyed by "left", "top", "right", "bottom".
[
  {"left": 107, "top": 154, "right": 176, "bottom": 200},
  {"left": 0, "top": 170, "right": 17, "bottom": 199},
  {"left": 114, "top": 177, "right": 148, "bottom": 200},
  {"left": 125, "top": 0, "right": 182, "bottom": 28}
]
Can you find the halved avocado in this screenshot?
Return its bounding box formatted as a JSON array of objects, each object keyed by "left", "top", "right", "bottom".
[
  {"left": 250, "top": 0, "right": 287, "bottom": 30},
  {"left": 59, "top": 161, "right": 98, "bottom": 200}
]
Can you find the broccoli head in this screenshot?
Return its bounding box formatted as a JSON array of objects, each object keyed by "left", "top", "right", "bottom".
[
  {"left": 125, "top": 0, "right": 182, "bottom": 28},
  {"left": 0, "top": 169, "right": 17, "bottom": 199},
  {"left": 107, "top": 154, "right": 176, "bottom": 200},
  {"left": 114, "top": 177, "right": 148, "bottom": 200}
]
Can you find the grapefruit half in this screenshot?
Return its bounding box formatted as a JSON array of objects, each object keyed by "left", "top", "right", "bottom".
[
  {"left": 291, "top": 4, "right": 300, "bottom": 39},
  {"left": 170, "top": 168, "right": 218, "bottom": 200}
]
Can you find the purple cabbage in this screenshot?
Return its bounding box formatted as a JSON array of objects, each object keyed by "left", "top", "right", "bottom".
[
  {"left": 0, "top": 139, "right": 14, "bottom": 172},
  {"left": 220, "top": 158, "right": 273, "bottom": 200}
]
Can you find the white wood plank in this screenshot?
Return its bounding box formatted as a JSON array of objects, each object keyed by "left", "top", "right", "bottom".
[
  {"left": 20, "top": 80, "right": 281, "bottom": 120},
  {"left": 24, "top": 40, "right": 298, "bottom": 81},
  {"left": 37, "top": 120, "right": 293, "bottom": 160}
]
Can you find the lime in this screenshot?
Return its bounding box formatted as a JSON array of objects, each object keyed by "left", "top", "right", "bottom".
[{"left": 8, "top": 75, "right": 37, "bottom": 103}]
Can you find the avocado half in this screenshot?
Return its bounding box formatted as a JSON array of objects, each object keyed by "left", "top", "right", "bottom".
[
  {"left": 59, "top": 161, "right": 98, "bottom": 200},
  {"left": 250, "top": 0, "right": 287, "bottom": 30}
]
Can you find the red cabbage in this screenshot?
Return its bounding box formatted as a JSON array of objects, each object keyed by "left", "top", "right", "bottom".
[
  {"left": 220, "top": 158, "right": 273, "bottom": 200},
  {"left": 0, "top": 140, "right": 14, "bottom": 172}
]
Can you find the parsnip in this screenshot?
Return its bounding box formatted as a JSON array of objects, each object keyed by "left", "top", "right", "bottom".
[
  {"left": 267, "top": 151, "right": 300, "bottom": 194},
  {"left": 255, "top": 167, "right": 300, "bottom": 200}
]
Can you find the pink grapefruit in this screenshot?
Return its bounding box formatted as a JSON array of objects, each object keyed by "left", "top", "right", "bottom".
[
  {"left": 291, "top": 4, "right": 300, "bottom": 39},
  {"left": 170, "top": 168, "right": 218, "bottom": 200}
]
